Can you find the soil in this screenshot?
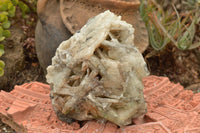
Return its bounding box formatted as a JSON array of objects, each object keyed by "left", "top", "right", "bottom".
[
  {"left": 0, "top": 2, "right": 199, "bottom": 133},
  {"left": 143, "top": 45, "right": 200, "bottom": 89},
  {"left": 0, "top": 122, "right": 15, "bottom": 133},
  {"left": 0, "top": 7, "right": 46, "bottom": 92}
]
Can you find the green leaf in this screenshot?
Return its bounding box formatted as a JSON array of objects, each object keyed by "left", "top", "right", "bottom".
[
  {"left": 7, "top": 2, "right": 13, "bottom": 10},
  {"left": 3, "top": 30, "right": 11, "bottom": 38},
  {"left": 177, "top": 20, "right": 196, "bottom": 49},
  {"left": 18, "top": 1, "right": 30, "bottom": 17},
  {"left": 12, "top": 0, "right": 19, "bottom": 5},
  {"left": 1, "top": 11, "right": 9, "bottom": 16},
  {"left": 188, "top": 42, "right": 200, "bottom": 50},
  {"left": 0, "top": 36, "right": 5, "bottom": 41},
  {"left": 0, "top": 44, "right": 4, "bottom": 49},
  {"left": 147, "top": 25, "right": 162, "bottom": 50},
  {"left": 0, "top": 26, "right": 3, "bottom": 33},
  {"left": 0, "top": 44, "right": 4, "bottom": 57},
  {"left": 0, "top": 67, "right": 4, "bottom": 77},
  {"left": 2, "top": 20, "right": 11, "bottom": 29},
  {"left": 0, "top": 27, "right": 4, "bottom": 41},
  {"left": 0, "top": 60, "right": 5, "bottom": 68},
  {"left": 8, "top": 6, "right": 16, "bottom": 17},
  {"left": 0, "top": 1, "right": 8, "bottom": 11},
  {"left": 0, "top": 13, "right": 8, "bottom": 22}
]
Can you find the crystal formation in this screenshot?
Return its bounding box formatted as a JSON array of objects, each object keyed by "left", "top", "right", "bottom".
[{"left": 46, "top": 10, "right": 149, "bottom": 126}]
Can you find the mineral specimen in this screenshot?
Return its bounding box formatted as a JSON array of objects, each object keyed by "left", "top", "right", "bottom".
[{"left": 46, "top": 10, "right": 149, "bottom": 126}]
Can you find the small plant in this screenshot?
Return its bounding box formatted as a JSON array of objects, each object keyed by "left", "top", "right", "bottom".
[
  {"left": 140, "top": 0, "right": 200, "bottom": 51},
  {"left": 0, "top": 0, "right": 30, "bottom": 76},
  {"left": 0, "top": 44, "right": 5, "bottom": 76}
]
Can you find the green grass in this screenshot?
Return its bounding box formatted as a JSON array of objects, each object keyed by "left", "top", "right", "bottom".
[{"left": 140, "top": 0, "right": 200, "bottom": 51}]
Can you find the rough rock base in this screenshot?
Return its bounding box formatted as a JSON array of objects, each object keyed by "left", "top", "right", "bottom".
[{"left": 0, "top": 76, "right": 200, "bottom": 132}]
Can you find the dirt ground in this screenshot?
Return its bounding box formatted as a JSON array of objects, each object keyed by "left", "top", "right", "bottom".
[
  {"left": 143, "top": 45, "right": 200, "bottom": 90},
  {"left": 0, "top": 122, "right": 15, "bottom": 133},
  {"left": 0, "top": 7, "right": 46, "bottom": 92},
  {"left": 0, "top": 2, "right": 200, "bottom": 133}
]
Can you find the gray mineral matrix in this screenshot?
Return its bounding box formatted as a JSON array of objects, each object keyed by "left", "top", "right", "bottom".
[{"left": 46, "top": 10, "right": 149, "bottom": 126}]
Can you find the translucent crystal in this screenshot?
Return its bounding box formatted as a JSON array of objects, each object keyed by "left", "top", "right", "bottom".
[{"left": 46, "top": 10, "right": 149, "bottom": 126}]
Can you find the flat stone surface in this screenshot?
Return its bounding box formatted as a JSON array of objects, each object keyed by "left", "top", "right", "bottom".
[{"left": 0, "top": 75, "right": 200, "bottom": 132}]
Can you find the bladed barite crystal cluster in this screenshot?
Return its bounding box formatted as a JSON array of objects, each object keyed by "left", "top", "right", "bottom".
[{"left": 46, "top": 10, "right": 149, "bottom": 126}]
